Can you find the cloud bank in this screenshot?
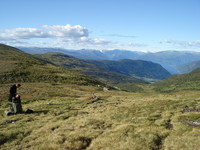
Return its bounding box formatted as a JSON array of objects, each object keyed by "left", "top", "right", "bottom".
[
  {"left": 1, "top": 24, "right": 199, "bottom": 51},
  {"left": 159, "top": 40, "right": 200, "bottom": 49},
  {"left": 0, "top": 24, "right": 89, "bottom": 40},
  {"left": 0, "top": 24, "right": 112, "bottom": 48}
]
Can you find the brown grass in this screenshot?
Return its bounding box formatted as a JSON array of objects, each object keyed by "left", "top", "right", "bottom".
[{"left": 1, "top": 83, "right": 200, "bottom": 150}]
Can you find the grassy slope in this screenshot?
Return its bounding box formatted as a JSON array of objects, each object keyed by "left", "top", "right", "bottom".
[
  {"left": 153, "top": 67, "right": 200, "bottom": 92},
  {"left": 1, "top": 44, "right": 200, "bottom": 149},
  {"left": 35, "top": 52, "right": 147, "bottom": 84},
  {"left": 0, "top": 83, "right": 200, "bottom": 150},
  {"left": 35, "top": 52, "right": 147, "bottom": 92},
  {"left": 177, "top": 60, "right": 200, "bottom": 73},
  {"left": 87, "top": 59, "right": 171, "bottom": 80},
  {"left": 0, "top": 44, "right": 104, "bottom": 86}
]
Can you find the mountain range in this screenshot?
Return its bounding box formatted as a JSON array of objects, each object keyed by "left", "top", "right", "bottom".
[
  {"left": 18, "top": 47, "right": 200, "bottom": 74},
  {"left": 0, "top": 44, "right": 104, "bottom": 86},
  {"left": 1, "top": 44, "right": 172, "bottom": 92},
  {"left": 86, "top": 59, "right": 171, "bottom": 80},
  {"left": 1, "top": 44, "right": 200, "bottom": 150},
  {"left": 2, "top": 44, "right": 200, "bottom": 93},
  {"left": 35, "top": 52, "right": 171, "bottom": 81},
  {"left": 0, "top": 44, "right": 150, "bottom": 92},
  {"left": 35, "top": 52, "right": 148, "bottom": 87}
]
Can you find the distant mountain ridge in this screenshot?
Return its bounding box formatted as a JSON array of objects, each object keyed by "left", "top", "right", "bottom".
[
  {"left": 18, "top": 47, "right": 200, "bottom": 74},
  {"left": 86, "top": 59, "right": 171, "bottom": 80},
  {"left": 18, "top": 47, "right": 145, "bottom": 60},
  {"left": 138, "top": 51, "right": 200, "bottom": 74},
  {"left": 34, "top": 52, "right": 155, "bottom": 84},
  {"left": 0, "top": 44, "right": 105, "bottom": 86},
  {"left": 35, "top": 52, "right": 171, "bottom": 80}
]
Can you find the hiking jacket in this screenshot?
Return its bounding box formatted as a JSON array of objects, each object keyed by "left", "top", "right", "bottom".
[{"left": 8, "top": 84, "right": 17, "bottom": 101}]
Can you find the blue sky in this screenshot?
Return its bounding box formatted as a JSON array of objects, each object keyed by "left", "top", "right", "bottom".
[{"left": 0, "top": 0, "right": 200, "bottom": 51}]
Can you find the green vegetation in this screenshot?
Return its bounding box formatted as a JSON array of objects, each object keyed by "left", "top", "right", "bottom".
[
  {"left": 1, "top": 44, "right": 200, "bottom": 150},
  {"left": 0, "top": 44, "right": 105, "bottom": 86},
  {"left": 36, "top": 51, "right": 171, "bottom": 81},
  {"left": 1, "top": 83, "right": 200, "bottom": 150},
  {"left": 35, "top": 52, "right": 147, "bottom": 86},
  {"left": 87, "top": 59, "right": 171, "bottom": 80},
  {"left": 177, "top": 60, "right": 200, "bottom": 73},
  {"left": 153, "top": 68, "right": 200, "bottom": 92}
]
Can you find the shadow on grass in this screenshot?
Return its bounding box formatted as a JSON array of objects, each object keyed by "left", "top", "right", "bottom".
[{"left": 25, "top": 109, "right": 49, "bottom": 115}]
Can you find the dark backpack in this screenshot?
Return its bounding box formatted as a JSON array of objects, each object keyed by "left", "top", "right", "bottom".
[
  {"left": 8, "top": 95, "right": 13, "bottom": 102},
  {"left": 11, "top": 95, "right": 23, "bottom": 113}
]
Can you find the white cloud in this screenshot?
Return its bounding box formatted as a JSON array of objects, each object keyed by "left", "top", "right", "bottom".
[
  {"left": 42, "top": 24, "right": 89, "bottom": 38},
  {"left": 0, "top": 24, "right": 150, "bottom": 50},
  {"left": 0, "top": 24, "right": 113, "bottom": 48},
  {"left": 0, "top": 28, "right": 48, "bottom": 40},
  {"left": 128, "top": 42, "right": 147, "bottom": 47},
  {"left": 0, "top": 24, "right": 89, "bottom": 40},
  {"left": 159, "top": 40, "right": 200, "bottom": 49},
  {"left": 88, "top": 38, "right": 111, "bottom": 45},
  {"left": 101, "top": 34, "right": 137, "bottom": 38}
]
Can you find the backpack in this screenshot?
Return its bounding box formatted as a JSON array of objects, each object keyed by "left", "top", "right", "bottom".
[
  {"left": 11, "top": 95, "right": 23, "bottom": 113},
  {"left": 8, "top": 95, "right": 13, "bottom": 102}
]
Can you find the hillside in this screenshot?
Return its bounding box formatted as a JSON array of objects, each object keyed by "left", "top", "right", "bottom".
[
  {"left": 138, "top": 51, "right": 200, "bottom": 74},
  {"left": 35, "top": 52, "right": 170, "bottom": 80},
  {"left": 177, "top": 61, "right": 200, "bottom": 73},
  {"left": 18, "top": 47, "right": 200, "bottom": 74},
  {"left": 87, "top": 59, "right": 171, "bottom": 80},
  {"left": 1, "top": 83, "right": 200, "bottom": 150},
  {"left": 35, "top": 52, "right": 148, "bottom": 86},
  {"left": 153, "top": 67, "right": 200, "bottom": 92},
  {"left": 1, "top": 45, "right": 200, "bottom": 150},
  {"left": 0, "top": 44, "right": 104, "bottom": 86}
]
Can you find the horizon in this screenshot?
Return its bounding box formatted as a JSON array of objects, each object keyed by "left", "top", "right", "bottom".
[
  {"left": 16, "top": 45, "right": 200, "bottom": 54},
  {"left": 0, "top": 0, "right": 200, "bottom": 52}
]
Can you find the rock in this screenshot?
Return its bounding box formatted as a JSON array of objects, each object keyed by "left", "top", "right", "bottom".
[
  {"left": 4, "top": 110, "right": 14, "bottom": 116},
  {"left": 103, "top": 87, "right": 109, "bottom": 91}
]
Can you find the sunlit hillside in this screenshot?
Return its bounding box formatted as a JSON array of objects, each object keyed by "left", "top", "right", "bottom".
[
  {"left": 153, "top": 67, "right": 200, "bottom": 92},
  {"left": 1, "top": 83, "right": 200, "bottom": 150},
  {"left": 0, "top": 44, "right": 104, "bottom": 86},
  {"left": 0, "top": 44, "right": 200, "bottom": 150},
  {"left": 34, "top": 52, "right": 147, "bottom": 85}
]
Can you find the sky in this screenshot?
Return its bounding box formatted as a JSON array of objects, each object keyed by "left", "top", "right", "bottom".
[{"left": 0, "top": 0, "right": 200, "bottom": 52}]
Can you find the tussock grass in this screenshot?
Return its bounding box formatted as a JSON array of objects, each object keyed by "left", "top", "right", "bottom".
[{"left": 1, "top": 83, "right": 200, "bottom": 150}]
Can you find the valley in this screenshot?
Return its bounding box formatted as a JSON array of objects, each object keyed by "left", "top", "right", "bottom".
[
  {"left": 1, "top": 1, "right": 199, "bottom": 149},
  {"left": 19, "top": 47, "right": 200, "bottom": 74},
  {"left": 0, "top": 44, "right": 200, "bottom": 150}
]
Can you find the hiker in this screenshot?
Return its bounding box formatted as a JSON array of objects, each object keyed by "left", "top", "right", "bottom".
[
  {"left": 5, "top": 83, "right": 33, "bottom": 116},
  {"left": 8, "top": 84, "right": 23, "bottom": 114},
  {"left": 8, "top": 83, "right": 21, "bottom": 102}
]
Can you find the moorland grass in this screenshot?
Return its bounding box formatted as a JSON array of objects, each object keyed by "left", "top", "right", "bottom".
[{"left": 1, "top": 83, "right": 200, "bottom": 150}]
